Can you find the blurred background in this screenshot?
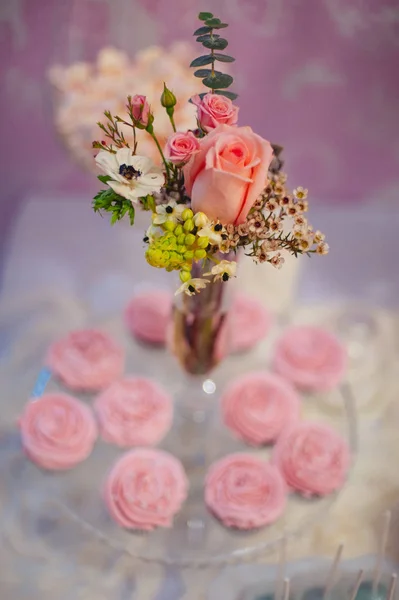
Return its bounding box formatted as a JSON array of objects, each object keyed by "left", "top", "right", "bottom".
[{"left": 1, "top": 0, "right": 399, "bottom": 303}]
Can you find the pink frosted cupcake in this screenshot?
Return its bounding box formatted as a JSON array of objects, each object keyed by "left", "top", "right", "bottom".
[
  {"left": 205, "top": 453, "right": 287, "bottom": 530},
  {"left": 273, "top": 325, "right": 347, "bottom": 392},
  {"left": 104, "top": 449, "right": 188, "bottom": 531},
  {"left": 222, "top": 372, "right": 300, "bottom": 446},
  {"left": 94, "top": 377, "right": 173, "bottom": 447},
  {"left": 124, "top": 290, "right": 172, "bottom": 345},
  {"left": 272, "top": 421, "right": 350, "bottom": 497},
  {"left": 230, "top": 293, "right": 273, "bottom": 353},
  {"left": 46, "top": 329, "right": 125, "bottom": 392},
  {"left": 19, "top": 393, "right": 97, "bottom": 470}
]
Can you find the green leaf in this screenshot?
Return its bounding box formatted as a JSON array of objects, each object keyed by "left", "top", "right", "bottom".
[
  {"left": 213, "top": 53, "right": 235, "bottom": 63},
  {"left": 97, "top": 175, "right": 112, "bottom": 184},
  {"left": 202, "top": 37, "right": 228, "bottom": 50},
  {"left": 194, "top": 68, "right": 222, "bottom": 78},
  {"left": 202, "top": 73, "right": 233, "bottom": 90},
  {"left": 190, "top": 55, "right": 214, "bottom": 67},
  {"left": 215, "top": 89, "right": 239, "bottom": 100},
  {"left": 196, "top": 33, "right": 220, "bottom": 42},
  {"left": 204, "top": 17, "right": 221, "bottom": 26},
  {"left": 128, "top": 204, "right": 135, "bottom": 226},
  {"left": 204, "top": 18, "right": 228, "bottom": 29},
  {"left": 193, "top": 25, "right": 211, "bottom": 36},
  {"left": 198, "top": 11, "right": 213, "bottom": 20}
]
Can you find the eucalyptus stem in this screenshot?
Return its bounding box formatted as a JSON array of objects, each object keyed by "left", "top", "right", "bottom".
[{"left": 210, "top": 28, "right": 215, "bottom": 93}]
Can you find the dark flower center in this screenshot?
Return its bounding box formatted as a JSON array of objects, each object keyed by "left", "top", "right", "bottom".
[
  {"left": 188, "top": 285, "right": 195, "bottom": 293},
  {"left": 222, "top": 273, "right": 229, "bottom": 282},
  {"left": 254, "top": 221, "right": 262, "bottom": 228},
  {"left": 143, "top": 236, "right": 149, "bottom": 243},
  {"left": 214, "top": 224, "right": 222, "bottom": 231},
  {"left": 119, "top": 164, "right": 142, "bottom": 180},
  {"left": 165, "top": 206, "right": 174, "bottom": 214}
]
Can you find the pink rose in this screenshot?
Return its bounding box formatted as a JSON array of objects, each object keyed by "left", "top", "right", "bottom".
[
  {"left": 273, "top": 326, "right": 347, "bottom": 392},
  {"left": 104, "top": 449, "right": 188, "bottom": 530},
  {"left": 272, "top": 422, "right": 350, "bottom": 497},
  {"left": 221, "top": 372, "right": 300, "bottom": 446},
  {"left": 205, "top": 453, "right": 287, "bottom": 529},
  {"left": 192, "top": 93, "right": 238, "bottom": 132},
  {"left": 46, "top": 329, "right": 125, "bottom": 392},
  {"left": 19, "top": 393, "right": 98, "bottom": 471},
  {"left": 164, "top": 131, "right": 200, "bottom": 164},
  {"left": 124, "top": 290, "right": 172, "bottom": 345},
  {"left": 94, "top": 377, "right": 173, "bottom": 447},
  {"left": 184, "top": 125, "right": 273, "bottom": 224},
  {"left": 130, "top": 94, "right": 150, "bottom": 127}
]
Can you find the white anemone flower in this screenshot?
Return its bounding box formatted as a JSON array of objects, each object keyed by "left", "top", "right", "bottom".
[
  {"left": 175, "top": 278, "right": 209, "bottom": 296},
  {"left": 153, "top": 200, "right": 185, "bottom": 225},
  {"left": 95, "top": 147, "right": 164, "bottom": 203},
  {"left": 205, "top": 260, "right": 237, "bottom": 282}
]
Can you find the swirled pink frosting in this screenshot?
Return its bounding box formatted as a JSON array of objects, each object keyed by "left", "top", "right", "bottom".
[
  {"left": 104, "top": 448, "right": 188, "bottom": 530},
  {"left": 19, "top": 393, "right": 97, "bottom": 470},
  {"left": 205, "top": 453, "right": 287, "bottom": 529},
  {"left": 222, "top": 372, "right": 301, "bottom": 446},
  {"left": 124, "top": 291, "right": 172, "bottom": 345},
  {"left": 46, "top": 329, "right": 125, "bottom": 392},
  {"left": 273, "top": 325, "right": 347, "bottom": 392},
  {"left": 272, "top": 421, "right": 350, "bottom": 497},
  {"left": 94, "top": 377, "right": 173, "bottom": 447},
  {"left": 230, "top": 293, "right": 272, "bottom": 353}
]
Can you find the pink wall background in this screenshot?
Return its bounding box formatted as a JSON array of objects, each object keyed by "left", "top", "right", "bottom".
[{"left": 1, "top": 0, "right": 399, "bottom": 241}]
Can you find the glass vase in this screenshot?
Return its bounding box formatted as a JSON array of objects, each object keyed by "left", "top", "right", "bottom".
[
  {"left": 166, "top": 251, "right": 236, "bottom": 544},
  {"left": 168, "top": 251, "right": 236, "bottom": 413}
]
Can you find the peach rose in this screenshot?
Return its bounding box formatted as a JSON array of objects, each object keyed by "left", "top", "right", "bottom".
[
  {"left": 191, "top": 93, "right": 238, "bottom": 132},
  {"left": 183, "top": 125, "right": 273, "bottom": 224},
  {"left": 164, "top": 131, "right": 200, "bottom": 164}
]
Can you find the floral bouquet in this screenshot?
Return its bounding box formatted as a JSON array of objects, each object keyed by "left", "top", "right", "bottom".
[{"left": 91, "top": 12, "right": 328, "bottom": 373}]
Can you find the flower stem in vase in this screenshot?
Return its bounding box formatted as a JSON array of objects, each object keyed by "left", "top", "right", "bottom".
[{"left": 167, "top": 255, "right": 235, "bottom": 539}]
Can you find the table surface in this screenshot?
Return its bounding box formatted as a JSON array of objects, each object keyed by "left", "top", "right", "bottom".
[{"left": 1, "top": 196, "right": 399, "bottom": 600}]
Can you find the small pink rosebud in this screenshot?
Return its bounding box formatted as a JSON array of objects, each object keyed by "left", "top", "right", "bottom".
[
  {"left": 164, "top": 131, "right": 201, "bottom": 165},
  {"left": 191, "top": 92, "right": 239, "bottom": 133},
  {"left": 130, "top": 94, "right": 151, "bottom": 128}
]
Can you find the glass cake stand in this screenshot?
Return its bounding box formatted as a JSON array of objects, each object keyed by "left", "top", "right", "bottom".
[{"left": 0, "top": 314, "right": 358, "bottom": 569}]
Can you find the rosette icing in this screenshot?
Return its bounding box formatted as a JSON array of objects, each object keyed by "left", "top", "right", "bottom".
[
  {"left": 222, "top": 372, "right": 301, "bottom": 446},
  {"left": 46, "top": 329, "right": 125, "bottom": 392},
  {"left": 205, "top": 453, "right": 287, "bottom": 529},
  {"left": 104, "top": 449, "right": 188, "bottom": 530},
  {"left": 124, "top": 291, "right": 172, "bottom": 344},
  {"left": 94, "top": 377, "right": 173, "bottom": 447},
  {"left": 272, "top": 421, "right": 350, "bottom": 497},
  {"left": 19, "top": 393, "right": 97, "bottom": 470},
  {"left": 273, "top": 325, "right": 347, "bottom": 392},
  {"left": 231, "top": 293, "right": 272, "bottom": 353}
]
